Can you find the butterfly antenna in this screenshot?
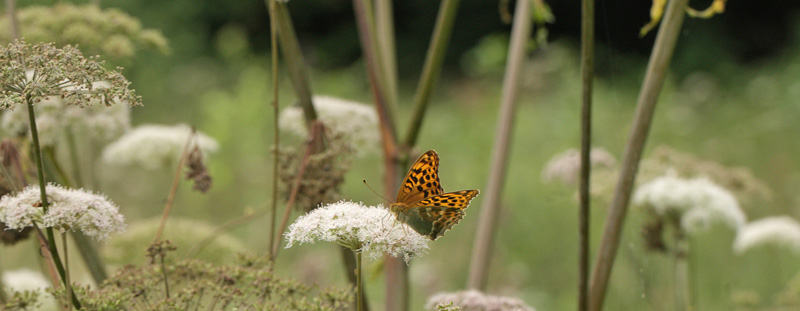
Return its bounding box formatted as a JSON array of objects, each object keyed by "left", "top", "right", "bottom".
[{"left": 362, "top": 179, "right": 392, "bottom": 204}]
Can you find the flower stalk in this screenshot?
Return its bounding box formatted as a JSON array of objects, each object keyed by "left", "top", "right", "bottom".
[
  {"left": 588, "top": 0, "right": 691, "bottom": 308},
  {"left": 467, "top": 0, "right": 531, "bottom": 290},
  {"left": 356, "top": 250, "right": 364, "bottom": 311}
]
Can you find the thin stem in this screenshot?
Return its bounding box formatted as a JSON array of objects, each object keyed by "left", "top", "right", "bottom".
[
  {"left": 161, "top": 254, "right": 170, "bottom": 299},
  {"left": 154, "top": 131, "right": 194, "bottom": 242},
  {"left": 355, "top": 251, "right": 363, "bottom": 311},
  {"left": 270, "top": 122, "right": 320, "bottom": 260},
  {"left": 672, "top": 228, "right": 688, "bottom": 311},
  {"left": 587, "top": 0, "right": 690, "bottom": 309},
  {"left": 25, "top": 95, "right": 82, "bottom": 309},
  {"left": 44, "top": 148, "right": 75, "bottom": 188},
  {"left": 267, "top": 0, "right": 280, "bottom": 267},
  {"left": 272, "top": 1, "right": 317, "bottom": 124},
  {"left": 0, "top": 258, "right": 7, "bottom": 304},
  {"left": 374, "top": 0, "right": 398, "bottom": 109},
  {"left": 578, "top": 0, "right": 595, "bottom": 308},
  {"left": 63, "top": 233, "right": 72, "bottom": 311},
  {"left": 466, "top": 0, "right": 531, "bottom": 290},
  {"left": 401, "top": 0, "right": 460, "bottom": 149},
  {"left": 65, "top": 127, "right": 84, "bottom": 187},
  {"left": 341, "top": 246, "right": 369, "bottom": 311},
  {"left": 187, "top": 207, "right": 268, "bottom": 258}
]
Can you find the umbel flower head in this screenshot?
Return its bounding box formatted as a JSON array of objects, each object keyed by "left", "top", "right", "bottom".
[
  {"left": 1, "top": 81, "right": 131, "bottom": 146},
  {"left": 541, "top": 147, "right": 616, "bottom": 185},
  {"left": 101, "top": 124, "right": 219, "bottom": 170},
  {"left": 633, "top": 173, "right": 746, "bottom": 234},
  {"left": 733, "top": 216, "right": 800, "bottom": 254},
  {"left": 0, "top": 3, "right": 169, "bottom": 60},
  {"left": 285, "top": 201, "right": 429, "bottom": 262},
  {"left": 279, "top": 95, "right": 379, "bottom": 157},
  {"left": 0, "top": 40, "right": 141, "bottom": 110},
  {"left": 426, "top": 289, "right": 536, "bottom": 311},
  {"left": 0, "top": 183, "right": 125, "bottom": 241}
]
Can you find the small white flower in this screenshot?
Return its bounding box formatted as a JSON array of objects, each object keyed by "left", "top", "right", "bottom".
[
  {"left": 425, "top": 289, "right": 536, "bottom": 311},
  {"left": 541, "top": 147, "right": 617, "bottom": 185},
  {"left": 0, "top": 184, "right": 126, "bottom": 241},
  {"left": 0, "top": 81, "right": 132, "bottom": 146},
  {"left": 633, "top": 174, "right": 746, "bottom": 234},
  {"left": 734, "top": 216, "right": 800, "bottom": 254},
  {"left": 279, "top": 95, "right": 379, "bottom": 157},
  {"left": 101, "top": 124, "right": 219, "bottom": 170},
  {"left": 284, "top": 201, "right": 429, "bottom": 262}
]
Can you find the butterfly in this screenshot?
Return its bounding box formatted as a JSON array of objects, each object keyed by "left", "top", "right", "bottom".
[{"left": 389, "top": 150, "right": 479, "bottom": 240}]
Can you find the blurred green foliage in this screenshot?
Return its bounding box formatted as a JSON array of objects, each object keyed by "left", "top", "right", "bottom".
[{"left": 2, "top": 1, "right": 800, "bottom": 311}]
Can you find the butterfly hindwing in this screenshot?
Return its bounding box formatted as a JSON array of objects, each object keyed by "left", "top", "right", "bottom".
[
  {"left": 400, "top": 206, "right": 465, "bottom": 240},
  {"left": 411, "top": 190, "right": 479, "bottom": 209},
  {"left": 396, "top": 150, "right": 444, "bottom": 205}
]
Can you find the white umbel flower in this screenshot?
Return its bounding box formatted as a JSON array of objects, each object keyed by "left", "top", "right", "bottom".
[
  {"left": 101, "top": 124, "right": 219, "bottom": 170},
  {"left": 1, "top": 81, "right": 131, "bottom": 146},
  {"left": 541, "top": 147, "right": 617, "bottom": 185},
  {"left": 633, "top": 174, "right": 746, "bottom": 234},
  {"left": 426, "top": 289, "right": 536, "bottom": 311},
  {"left": 285, "top": 201, "right": 429, "bottom": 262},
  {"left": 278, "top": 95, "right": 379, "bottom": 156},
  {"left": 0, "top": 184, "right": 126, "bottom": 241},
  {"left": 733, "top": 216, "right": 800, "bottom": 254}
]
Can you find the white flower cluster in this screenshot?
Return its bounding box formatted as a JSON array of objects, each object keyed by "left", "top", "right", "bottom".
[
  {"left": 734, "top": 216, "right": 800, "bottom": 254},
  {"left": 426, "top": 290, "right": 536, "bottom": 311},
  {"left": 1, "top": 81, "right": 131, "bottom": 146},
  {"left": 278, "top": 95, "right": 379, "bottom": 157},
  {"left": 0, "top": 184, "right": 126, "bottom": 241},
  {"left": 2, "top": 269, "right": 57, "bottom": 310},
  {"left": 101, "top": 124, "right": 219, "bottom": 170},
  {"left": 541, "top": 147, "right": 617, "bottom": 185},
  {"left": 285, "top": 201, "right": 429, "bottom": 262},
  {"left": 633, "top": 174, "right": 746, "bottom": 234}
]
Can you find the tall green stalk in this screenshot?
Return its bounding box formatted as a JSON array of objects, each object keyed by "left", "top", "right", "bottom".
[
  {"left": 273, "top": 1, "right": 317, "bottom": 124},
  {"left": 356, "top": 251, "right": 363, "bottom": 311},
  {"left": 466, "top": 0, "right": 530, "bottom": 290},
  {"left": 402, "top": 0, "right": 460, "bottom": 148},
  {"left": 578, "top": 0, "right": 595, "bottom": 308},
  {"left": 267, "top": 0, "right": 280, "bottom": 266},
  {"left": 588, "top": 0, "right": 690, "bottom": 309},
  {"left": 25, "top": 95, "right": 82, "bottom": 309}
]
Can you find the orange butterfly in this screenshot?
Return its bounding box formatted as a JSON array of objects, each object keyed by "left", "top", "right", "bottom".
[{"left": 389, "top": 150, "right": 479, "bottom": 240}]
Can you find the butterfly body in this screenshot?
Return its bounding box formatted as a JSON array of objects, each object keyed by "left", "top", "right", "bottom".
[{"left": 390, "top": 150, "right": 479, "bottom": 240}]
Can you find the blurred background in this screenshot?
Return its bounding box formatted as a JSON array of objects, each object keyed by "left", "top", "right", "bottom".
[{"left": 4, "top": 0, "right": 800, "bottom": 310}]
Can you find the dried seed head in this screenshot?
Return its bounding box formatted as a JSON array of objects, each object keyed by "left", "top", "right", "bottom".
[{"left": 185, "top": 145, "right": 212, "bottom": 193}]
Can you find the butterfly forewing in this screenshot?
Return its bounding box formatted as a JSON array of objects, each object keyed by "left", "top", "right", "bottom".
[{"left": 396, "top": 150, "right": 444, "bottom": 205}]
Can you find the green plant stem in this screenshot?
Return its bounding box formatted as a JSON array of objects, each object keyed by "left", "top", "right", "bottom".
[
  {"left": 374, "top": 0, "right": 398, "bottom": 109},
  {"left": 673, "top": 229, "right": 689, "bottom": 311},
  {"left": 402, "top": 0, "right": 460, "bottom": 149},
  {"left": 578, "top": 0, "right": 595, "bottom": 308},
  {"left": 65, "top": 127, "right": 84, "bottom": 187},
  {"left": 587, "top": 0, "right": 689, "bottom": 309},
  {"left": 352, "top": 0, "right": 391, "bottom": 112},
  {"left": 267, "top": 0, "right": 280, "bottom": 268},
  {"left": 63, "top": 233, "right": 72, "bottom": 311},
  {"left": 25, "top": 95, "right": 82, "bottom": 309},
  {"left": 272, "top": 1, "right": 317, "bottom": 124},
  {"left": 355, "top": 250, "right": 363, "bottom": 311},
  {"left": 0, "top": 258, "right": 7, "bottom": 304},
  {"left": 341, "top": 246, "right": 369, "bottom": 311},
  {"left": 466, "top": 0, "right": 530, "bottom": 291},
  {"left": 44, "top": 148, "right": 75, "bottom": 188}
]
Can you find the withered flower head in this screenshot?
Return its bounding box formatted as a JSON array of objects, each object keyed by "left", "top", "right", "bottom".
[{"left": 185, "top": 145, "right": 212, "bottom": 193}]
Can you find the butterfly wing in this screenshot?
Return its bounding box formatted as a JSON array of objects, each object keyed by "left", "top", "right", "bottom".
[
  {"left": 395, "top": 150, "right": 444, "bottom": 205},
  {"left": 400, "top": 190, "right": 479, "bottom": 240}
]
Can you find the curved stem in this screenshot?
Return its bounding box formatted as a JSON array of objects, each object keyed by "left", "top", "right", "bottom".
[{"left": 402, "top": 0, "right": 460, "bottom": 149}]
